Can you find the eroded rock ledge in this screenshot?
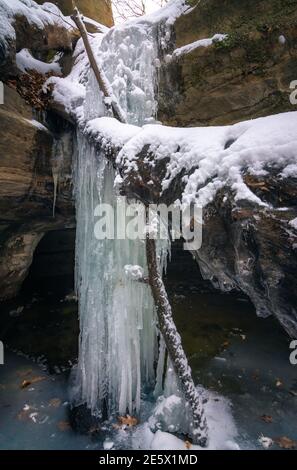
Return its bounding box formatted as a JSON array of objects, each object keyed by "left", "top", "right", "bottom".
[{"left": 80, "top": 115, "right": 297, "bottom": 338}]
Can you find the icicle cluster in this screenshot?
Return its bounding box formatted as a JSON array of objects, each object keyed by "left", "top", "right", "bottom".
[
  {"left": 72, "top": 20, "right": 170, "bottom": 417},
  {"left": 94, "top": 23, "right": 159, "bottom": 126}
]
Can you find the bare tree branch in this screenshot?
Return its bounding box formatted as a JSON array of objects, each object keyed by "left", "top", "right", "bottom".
[{"left": 71, "top": 8, "right": 126, "bottom": 123}]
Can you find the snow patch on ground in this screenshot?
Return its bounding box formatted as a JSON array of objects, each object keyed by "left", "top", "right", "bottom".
[{"left": 131, "top": 389, "right": 239, "bottom": 450}]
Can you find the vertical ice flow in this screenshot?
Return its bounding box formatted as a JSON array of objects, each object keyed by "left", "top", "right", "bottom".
[{"left": 73, "top": 20, "right": 169, "bottom": 417}]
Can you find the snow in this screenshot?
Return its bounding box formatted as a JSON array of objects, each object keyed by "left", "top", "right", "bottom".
[
  {"left": 103, "top": 439, "right": 114, "bottom": 450},
  {"left": 289, "top": 218, "right": 297, "bottom": 230},
  {"left": 0, "top": 0, "right": 72, "bottom": 45},
  {"left": 68, "top": 110, "right": 297, "bottom": 209},
  {"left": 16, "top": 48, "right": 61, "bottom": 74},
  {"left": 25, "top": 119, "right": 49, "bottom": 132},
  {"left": 258, "top": 434, "right": 273, "bottom": 449},
  {"left": 115, "top": 0, "right": 189, "bottom": 28},
  {"left": 45, "top": 1, "right": 189, "bottom": 126},
  {"left": 131, "top": 387, "right": 238, "bottom": 450},
  {"left": 85, "top": 117, "right": 139, "bottom": 148},
  {"left": 173, "top": 34, "right": 227, "bottom": 57},
  {"left": 124, "top": 264, "right": 144, "bottom": 281}
]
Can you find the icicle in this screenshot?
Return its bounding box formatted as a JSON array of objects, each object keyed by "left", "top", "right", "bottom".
[
  {"left": 52, "top": 172, "right": 58, "bottom": 217},
  {"left": 73, "top": 134, "right": 168, "bottom": 417},
  {"left": 51, "top": 137, "right": 64, "bottom": 218},
  {"left": 72, "top": 17, "right": 177, "bottom": 421}
]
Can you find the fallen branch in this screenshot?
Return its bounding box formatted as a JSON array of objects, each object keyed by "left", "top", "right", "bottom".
[
  {"left": 146, "top": 235, "right": 208, "bottom": 447},
  {"left": 71, "top": 8, "right": 126, "bottom": 123}
]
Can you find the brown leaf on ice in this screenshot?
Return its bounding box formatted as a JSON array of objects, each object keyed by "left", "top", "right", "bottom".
[
  {"left": 275, "top": 436, "right": 296, "bottom": 449},
  {"left": 17, "top": 410, "right": 29, "bottom": 421},
  {"left": 260, "top": 414, "right": 273, "bottom": 423},
  {"left": 185, "top": 440, "right": 192, "bottom": 449},
  {"left": 118, "top": 415, "right": 138, "bottom": 427},
  {"left": 57, "top": 421, "right": 71, "bottom": 432},
  {"left": 49, "top": 398, "right": 61, "bottom": 408},
  {"left": 20, "top": 376, "right": 46, "bottom": 389}
]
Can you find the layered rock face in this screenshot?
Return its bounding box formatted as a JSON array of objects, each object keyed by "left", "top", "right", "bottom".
[
  {"left": 35, "top": 0, "right": 114, "bottom": 26},
  {"left": 0, "top": 1, "right": 77, "bottom": 299},
  {"left": 158, "top": 0, "right": 297, "bottom": 126},
  {"left": 0, "top": 85, "right": 75, "bottom": 299}
]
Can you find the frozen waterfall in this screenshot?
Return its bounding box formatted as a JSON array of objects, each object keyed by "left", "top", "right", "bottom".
[{"left": 72, "top": 20, "right": 167, "bottom": 418}]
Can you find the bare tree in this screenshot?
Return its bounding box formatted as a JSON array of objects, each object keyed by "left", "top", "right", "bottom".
[
  {"left": 112, "top": 0, "right": 146, "bottom": 21},
  {"left": 112, "top": 0, "right": 168, "bottom": 22}
]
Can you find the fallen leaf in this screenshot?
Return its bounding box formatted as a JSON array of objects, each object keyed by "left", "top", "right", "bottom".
[
  {"left": 17, "top": 410, "right": 29, "bottom": 421},
  {"left": 222, "top": 341, "right": 229, "bottom": 348},
  {"left": 261, "top": 414, "right": 273, "bottom": 423},
  {"left": 185, "top": 440, "right": 192, "bottom": 449},
  {"left": 49, "top": 398, "right": 61, "bottom": 408},
  {"left": 118, "top": 415, "right": 138, "bottom": 427},
  {"left": 276, "top": 380, "right": 283, "bottom": 387},
  {"left": 20, "top": 376, "right": 46, "bottom": 389},
  {"left": 275, "top": 436, "right": 296, "bottom": 449},
  {"left": 57, "top": 421, "right": 71, "bottom": 431},
  {"left": 240, "top": 334, "right": 246, "bottom": 341}
]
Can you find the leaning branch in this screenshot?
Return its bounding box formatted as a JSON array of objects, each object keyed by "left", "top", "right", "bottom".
[
  {"left": 71, "top": 8, "right": 127, "bottom": 123},
  {"left": 146, "top": 235, "right": 208, "bottom": 446}
]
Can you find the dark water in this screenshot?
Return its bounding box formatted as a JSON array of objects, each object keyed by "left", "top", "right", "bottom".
[
  {"left": 170, "top": 290, "right": 297, "bottom": 449},
  {"left": 0, "top": 276, "right": 296, "bottom": 449}
]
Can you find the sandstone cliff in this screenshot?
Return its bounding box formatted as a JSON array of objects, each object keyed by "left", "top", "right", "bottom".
[{"left": 158, "top": 0, "right": 297, "bottom": 126}]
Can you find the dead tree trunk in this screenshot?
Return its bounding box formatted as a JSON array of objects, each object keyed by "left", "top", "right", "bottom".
[
  {"left": 71, "top": 8, "right": 127, "bottom": 124},
  {"left": 146, "top": 235, "right": 208, "bottom": 447}
]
